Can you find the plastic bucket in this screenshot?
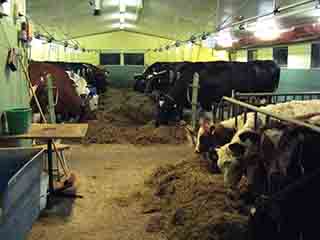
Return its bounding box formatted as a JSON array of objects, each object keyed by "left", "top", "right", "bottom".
[{"left": 6, "top": 108, "right": 32, "bottom": 135}]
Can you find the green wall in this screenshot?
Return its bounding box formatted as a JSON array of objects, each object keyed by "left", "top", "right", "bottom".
[
  {"left": 278, "top": 69, "right": 320, "bottom": 92},
  {"left": 0, "top": 6, "right": 29, "bottom": 114},
  {"left": 106, "top": 65, "right": 145, "bottom": 88}
]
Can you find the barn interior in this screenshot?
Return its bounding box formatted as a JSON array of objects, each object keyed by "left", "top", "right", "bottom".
[{"left": 1, "top": 0, "right": 320, "bottom": 239}]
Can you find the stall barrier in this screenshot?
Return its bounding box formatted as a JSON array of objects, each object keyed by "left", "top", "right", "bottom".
[
  {"left": 212, "top": 91, "right": 320, "bottom": 123},
  {"left": 0, "top": 148, "right": 45, "bottom": 240}
]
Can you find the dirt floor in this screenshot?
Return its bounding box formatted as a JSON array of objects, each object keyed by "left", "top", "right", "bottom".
[
  {"left": 82, "top": 88, "right": 187, "bottom": 145},
  {"left": 28, "top": 89, "right": 249, "bottom": 240},
  {"left": 28, "top": 144, "right": 192, "bottom": 240}
]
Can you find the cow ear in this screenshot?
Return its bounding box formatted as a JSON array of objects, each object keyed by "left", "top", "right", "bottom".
[
  {"left": 239, "top": 131, "right": 261, "bottom": 145},
  {"left": 229, "top": 143, "right": 246, "bottom": 157}
]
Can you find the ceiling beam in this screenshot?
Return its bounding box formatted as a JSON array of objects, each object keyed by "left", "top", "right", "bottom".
[
  {"left": 64, "top": 29, "right": 121, "bottom": 40},
  {"left": 123, "top": 29, "right": 177, "bottom": 41},
  {"left": 64, "top": 29, "right": 177, "bottom": 42}
]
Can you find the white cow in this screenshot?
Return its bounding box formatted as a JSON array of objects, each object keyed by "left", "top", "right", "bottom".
[{"left": 66, "top": 71, "right": 99, "bottom": 111}]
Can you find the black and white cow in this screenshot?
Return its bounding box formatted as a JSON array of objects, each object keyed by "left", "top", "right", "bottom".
[
  {"left": 248, "top": 126, "right": 320, "bottom": 240},
  {"left": 134, "top": 61, "right": 190, "bottom": 94},
  {"left": 156, "top": 61, "right": 280, "bottom": 126}
]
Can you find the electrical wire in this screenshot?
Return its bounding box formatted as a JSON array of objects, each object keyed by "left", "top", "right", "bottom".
[{"left": 216, "top": 0, "right": 251, "bottom": 30}]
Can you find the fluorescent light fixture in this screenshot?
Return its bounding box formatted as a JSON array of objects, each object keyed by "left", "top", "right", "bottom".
[
  {"left": 104, "top": 12, "right": 137, "bottom": 21},
  {"left": 202, "top": 34, "right": 216, "bottom": 48},
  {"left": 107, "top": 0, "right": 142, "bottom": 8},
  {"left": 111, "top": 22, "right": 136, "bottom": 29},
  {"left": 120, "top": 12, "right": 125, "bottom": 23},
  {"left": 215, "top": 29, "right": 237, "bottom": 48},
  {"left": 119, "top": 0, "right": 126, "bottom": 12},
  {"left": 31, "top": 38, "right": 45, "bottom": 48},
  {"left": 254, "top": 18, "right": 280, "bottom": 40}
]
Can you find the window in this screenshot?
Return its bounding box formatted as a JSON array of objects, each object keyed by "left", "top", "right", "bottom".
[
  {"left": 273, "top": 47, "right": 288, "bottom": 67},
  {"left": 311, "top": 43, "right": 320, "bottom": 68},
  {"left": 124, "top": 53, "right": 144, "bottom": 65},
  {"left": 100, "top": 53, "right": 121, "bottom": 65},
  {"left": 247, "top": 49, "right": 258, "bottom": 61}
]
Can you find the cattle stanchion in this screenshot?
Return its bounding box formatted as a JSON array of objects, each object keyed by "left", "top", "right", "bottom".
[{"left": 191, "top": 72, "right": 200, "bottom": 131}]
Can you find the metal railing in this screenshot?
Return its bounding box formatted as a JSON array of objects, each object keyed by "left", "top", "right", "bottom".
[
  {"left": 234, "top": 91, "right": 320, "bottom": 106},
  {"left": 212, "top": 91, "right": 320, "bottom": 123},
  {"left": 221, "top": 96, "right": 320, "bottom": 133}
]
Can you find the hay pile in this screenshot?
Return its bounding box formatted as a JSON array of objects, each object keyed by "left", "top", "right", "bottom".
[
  {"left": 141, "top": 156, "right": 250, "bottom": 240},
  {"left": 83, "top": 88, "right": 187, "bottom": 145}
]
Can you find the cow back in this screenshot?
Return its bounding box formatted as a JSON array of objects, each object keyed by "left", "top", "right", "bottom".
[{"left": 28, "top": 62, "right": 82, "bottom": 116}]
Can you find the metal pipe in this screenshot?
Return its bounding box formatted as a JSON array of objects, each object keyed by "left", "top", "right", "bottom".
[
  {"left": 223, "top": 0, "right": 316, "bottom": 29},
  {"left": 223, "top": 96, "right": 320, "bottom": 133},
  {"left": 235, "top": 91, "right": 320, "bottom": 97}
]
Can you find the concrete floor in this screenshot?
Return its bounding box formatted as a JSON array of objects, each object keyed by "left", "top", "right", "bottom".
[{"left": 28, "top": 144, "right": 192, "bottom": 240}]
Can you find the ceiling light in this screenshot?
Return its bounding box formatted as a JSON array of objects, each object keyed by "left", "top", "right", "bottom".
[
  {"left": 254, "top": 17, "right": 281, "bottom": 40},
  {"left": 34, "top": 32, "right": 41, "bottom": 40},
  {"left": 120, "top": 12, "right": 125, "bottom": 23},
  {"left": 190, "top": 35, "right": 197, "bottom": 44},
  {"left": 92, "top": 0, "right": 102, "bottom": 16},
  {"left": 119, "top": 0, "right": 126, "bottom": 12},
  {"left": 215, "top": 29, "right": 236, "bottom": 48},
  {"left": 201, "top": 32, "right": 210, "bottom": 41},
  {"left": 119, "top": 23, "right": 125, "bottom": 29}
]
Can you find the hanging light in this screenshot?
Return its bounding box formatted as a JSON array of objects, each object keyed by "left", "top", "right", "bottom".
[
  {"left": 175, "top": 41, "right": 181, "bottom": 47},
  {"left": 47, "top": 37, "right": 54, "bottom": 43},
  {"left": 190, "top": 35, "right": 197, "bottom": 44},
  {"left": 34, "top": 32, "right": 41, "bottom": 40},
  {"left": 253, "top": 17, "right": 282, "bottom": 40},
  {"left": 201, "top": 32, "right": 210, "bottom": 41},
  {"left": 165, "top": 45, "right": 170, "bottom": 50},
  {"left": 64, "top": 41, "right": 69, "bottom": 48},
  {"left": 215, "top": 29, "right": 237, "bottom": 48}
]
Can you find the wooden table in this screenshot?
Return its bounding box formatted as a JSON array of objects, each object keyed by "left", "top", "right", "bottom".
[{"left": 0, "top": 124, "right": 88, "bottom": 205}]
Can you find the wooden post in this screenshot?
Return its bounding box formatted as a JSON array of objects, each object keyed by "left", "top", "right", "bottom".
[
  {"left": 191, "top": 72, "right": 200, "bottom": 131},
  {"left": 46, "top": 73, "right": 56, "bottom": 124}
]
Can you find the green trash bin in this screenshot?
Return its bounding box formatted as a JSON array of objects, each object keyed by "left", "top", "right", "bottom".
[{"left": 5, "top": 108, "right": 32, "bottom": 135}]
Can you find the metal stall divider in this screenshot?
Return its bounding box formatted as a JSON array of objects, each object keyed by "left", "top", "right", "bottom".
[{"left": 212, "top": 91, "right": 320, "bottom": 124}]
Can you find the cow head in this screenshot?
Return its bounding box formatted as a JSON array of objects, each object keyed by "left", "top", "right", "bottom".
[
  {"left": 267, "top": 127, "right": 307, "bottom": 193},
  {"left": 88, "top": 94, "right": 99, "bottom": 111},
  {"left": 155, "top": 94, "right": 181, "bottom": 127},
  {"left": 216, "top": 129, "right": 264, "bottom": 188}
]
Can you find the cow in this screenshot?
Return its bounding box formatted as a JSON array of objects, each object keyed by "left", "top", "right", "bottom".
[
  {"left": 210, "top": 100, "right": 320, "bottom": 189},
  {"left": 196, "top": 100, "right": 320, "bottom": 167},
  {"left": 37, "top": 61, "right": 109, "bottom": 94},
  {"left": 28, "top": 62, "right": 97, "bottom": 123},
  {"left": 133, "top": 62, "right": 168, "bottom": 93},
  {"left": 248, "top": 126, "right": 320, "bottom": 240},
  {"left": 156, "top": 61, "right": 280, "bottom": 126},
  {"left": 134, "top": 62, "right": 190, "bottom": 95}
]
